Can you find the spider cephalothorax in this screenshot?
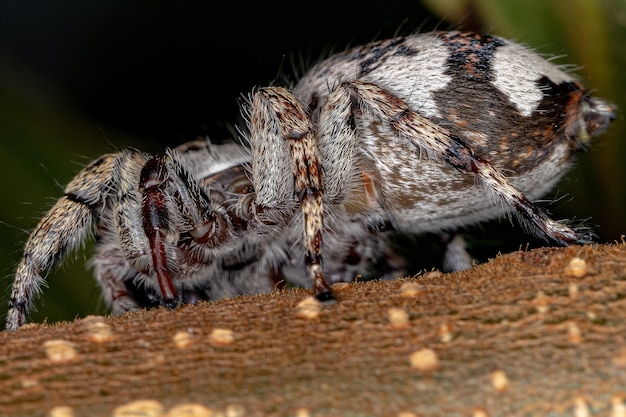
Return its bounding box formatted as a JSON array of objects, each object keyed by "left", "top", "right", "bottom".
[{"left": 6, "top": 31, "right": 615, "bottom": 330}]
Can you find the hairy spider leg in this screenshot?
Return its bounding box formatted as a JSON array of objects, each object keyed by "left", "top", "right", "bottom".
[
  {"left": 343, "top": 80, "right": 592, "bottom": 246},
  {"left": 6, "top": 153, "right": 126, "bottom": 330},
  {"left": 250, "top": 87, "right": 334, "bottom": 301},
  {"left": 139, "top": 156, "right": 179, "bottom": 306},
  {"left": 138, "top": 153, "right": 232, "bottom": 307}
]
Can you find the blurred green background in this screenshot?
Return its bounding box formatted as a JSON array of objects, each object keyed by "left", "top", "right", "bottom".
[{"left": 1, "top": 0, "right": 624, "bottom": 325}]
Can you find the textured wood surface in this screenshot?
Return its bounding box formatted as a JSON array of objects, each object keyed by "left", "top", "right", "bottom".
[{"left": 2, "top": 243, "right": 626, "bottom": 417}]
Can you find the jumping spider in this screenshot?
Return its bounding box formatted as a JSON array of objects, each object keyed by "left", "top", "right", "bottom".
[{"left": 6, "top": 31, "right": 615, "bottom": 330}]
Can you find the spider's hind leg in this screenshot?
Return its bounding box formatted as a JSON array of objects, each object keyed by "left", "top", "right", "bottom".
[{"left": 343, "top": 80, "right": 590, "bottom": 246}]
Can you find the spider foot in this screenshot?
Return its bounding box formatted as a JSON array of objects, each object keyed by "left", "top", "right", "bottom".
[
  {"left": 315, "top": 290, "right": 336, "bottom": 304},
  {"left": 161, "top": 297, "right": 179, "bottom": 309}
]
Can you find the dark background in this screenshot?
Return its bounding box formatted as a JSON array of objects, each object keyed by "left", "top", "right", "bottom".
[{"left": 1, "top": 0, "right": 624, "bottom": 324}]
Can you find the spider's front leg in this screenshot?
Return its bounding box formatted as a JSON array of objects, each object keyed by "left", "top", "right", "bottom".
[
  {"left": 6, "top": 152, "right": 138, "bottom": 331},
  {"left": 136, "top": 151, "right": 233, "bottom": 307},
  {"left": 137, "top": 155, "right": 179, "bottom": 306},
  {"left": 249, "top": 87, "right": 334, "bottom": 301}
]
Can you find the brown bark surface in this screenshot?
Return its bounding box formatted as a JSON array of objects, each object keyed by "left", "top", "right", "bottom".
[{"left": 2, "top": 243, "right": 626, "bottom": 417}]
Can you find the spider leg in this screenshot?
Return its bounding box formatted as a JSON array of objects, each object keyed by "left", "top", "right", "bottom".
[
  {"left": 440, "top": 232, "right": 473, "bottom": 272},
  {"left": 90, "top": 240, "right": 145, "bottom": 313},
  {"left": 137, "top": 152, "right": 233, "bottom": 307},
  {"left": 165, "top": 149, "right": 232, "bottom": 248},
  {"left": 343, "top": 80, "right": 591, "bottom": 246},
  {"left": 250, "top": 87, "right": 333, "bottom": 301},
  {"left": 5, "top": 152, "right": 128, "bottom": 330},
  {"left": 138, "top": 155, "right": 178, "bottom": 306},
  {"left": 316, "top": 82, "right": 360, "bottom": 204}
]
